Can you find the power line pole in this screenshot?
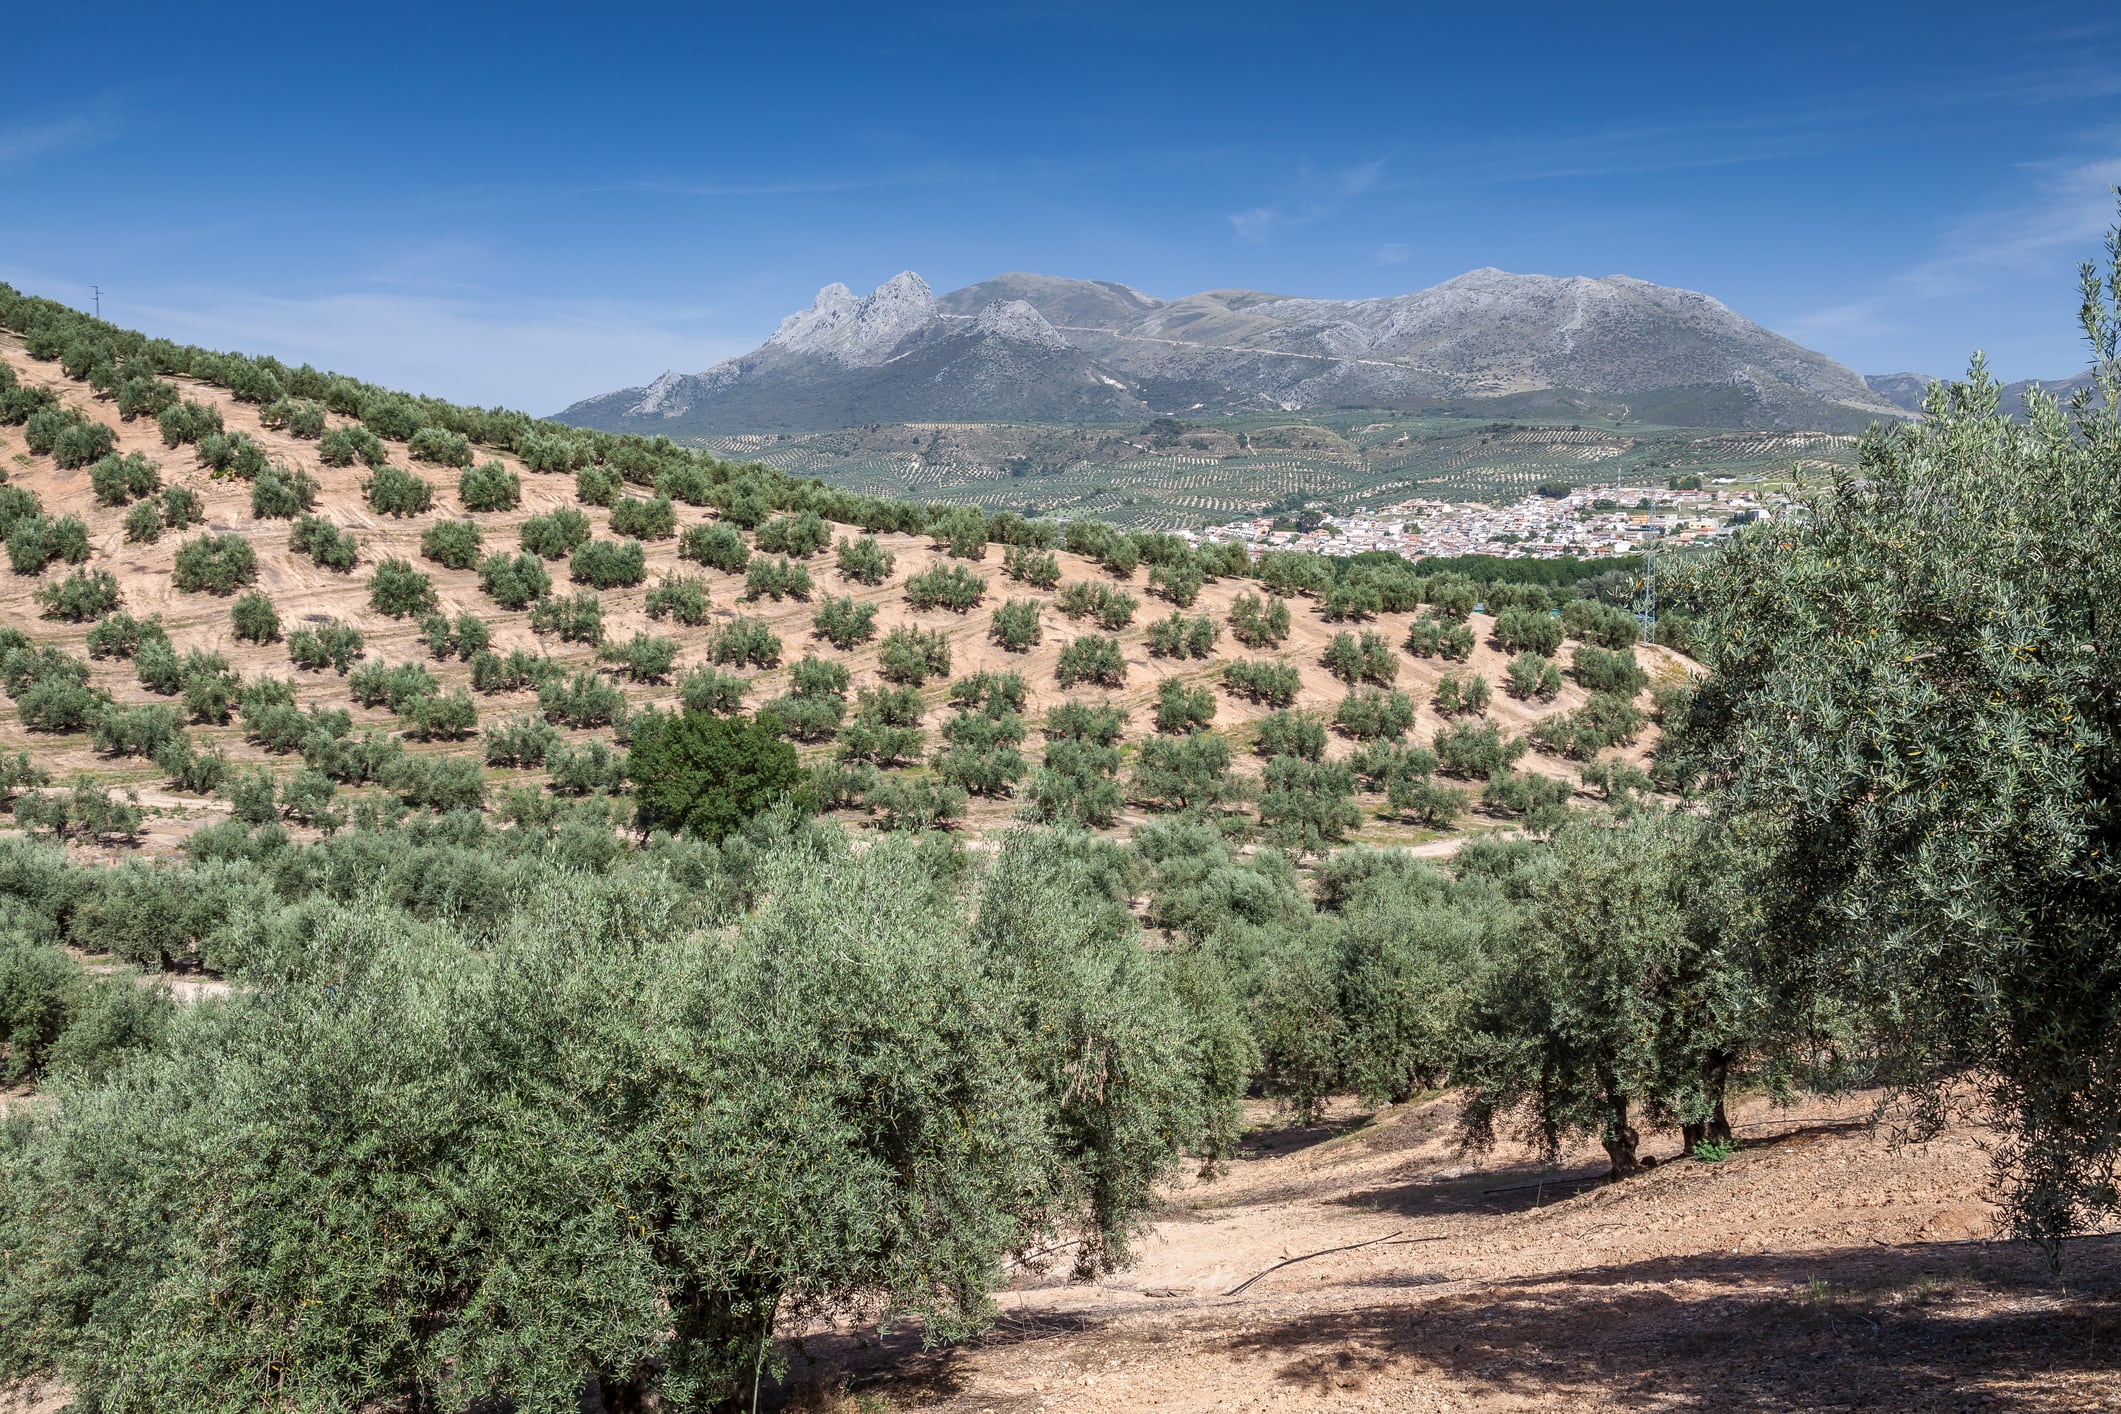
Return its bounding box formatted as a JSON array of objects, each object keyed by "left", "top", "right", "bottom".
[{"left": 91, "top": 286, "right": 100, "bottom": 320}]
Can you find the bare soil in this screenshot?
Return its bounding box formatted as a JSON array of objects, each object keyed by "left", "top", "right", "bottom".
[{"left": 780, "top": 1093, "right": 2121, "bottom": 1412}]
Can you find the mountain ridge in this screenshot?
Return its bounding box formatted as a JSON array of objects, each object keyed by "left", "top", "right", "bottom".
[{"left": 558, "top": 268, "right": 1912, "bottom": 436}]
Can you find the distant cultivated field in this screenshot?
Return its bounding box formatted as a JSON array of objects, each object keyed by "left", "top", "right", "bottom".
[{"left": 696, "top": 415, "right": 1863, "bottom": 525}]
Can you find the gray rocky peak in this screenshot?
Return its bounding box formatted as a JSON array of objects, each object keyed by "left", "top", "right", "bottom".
[{"left": 972, "top": 298, "right": 1069, "bottom": 352}]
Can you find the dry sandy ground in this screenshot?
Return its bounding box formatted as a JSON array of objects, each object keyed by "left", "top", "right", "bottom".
[
  {"left": 0, "top": 336, "right": 1671, "bottom": 857},
  {"left": 779, "top": 1094, "right": 2121, "bottom": 1413}
]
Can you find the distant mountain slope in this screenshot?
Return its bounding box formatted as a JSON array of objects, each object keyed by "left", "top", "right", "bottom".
[
  {"left": 1865, "top": 369, "right": 2098, "bottom": 419},
  {"left": 559, "top": 268, "right": 1909, "bottom": 436}
]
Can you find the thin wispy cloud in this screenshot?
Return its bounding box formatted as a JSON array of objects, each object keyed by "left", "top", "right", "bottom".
[
  {"left": 0, "top": 116, "right": 107, "bottom": 170},
  {"left": 1375, "top": 242, "right": 1413, "bottom": 265},
  {"left": 1227, "top": 159, "right": 1388, "bottom": 243}
]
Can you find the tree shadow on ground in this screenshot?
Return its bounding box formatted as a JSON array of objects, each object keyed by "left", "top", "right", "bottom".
[{"left": 1230, "top": 1238, "right": 2121, "bottom": 1410}]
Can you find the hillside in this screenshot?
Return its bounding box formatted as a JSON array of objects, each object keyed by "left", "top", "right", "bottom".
[
  {"left": 0, "top": 318, "right": 1673, "bottom": 859},
  {"left": 558, "top": 269, "right": 1906, "bottom": 438}
]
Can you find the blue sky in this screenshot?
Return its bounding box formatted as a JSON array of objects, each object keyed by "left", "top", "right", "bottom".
[{"left": 3, "top": 1, "right": 2116, "bottom": 412}]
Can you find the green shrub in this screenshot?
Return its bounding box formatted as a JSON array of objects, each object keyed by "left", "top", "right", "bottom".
[
  {"left": 811, "top": 594, "right": 877, "bottom": 648},
  {"left": 743, "top": 555, "right": 813, "bottom": 602},
  {"left": 115, "top": 375, "right": 179, "bottom": 423},
  {"left": 1528, "top": 693, "right": 1649, "bottom": 759},
  {"left": 1404, "top": 612, "right": 1474, "bottom": 661},
  {"left": 835, "top": 533, "right": 893, "bottom": 584},
  {"left": 629, "top": 708, "right": 800, "bottom": 839},
  {"left": 389, "top": 753, "right": 486, "bottom": 812},
  {"left": 363, "top": 465, "right": 435, "bottom": 517},
  {"left": 230, "top": 591, "right": 281, "bottom": 643},
  {"left": 35, "top": 569, "right": 121, "bottom": 622},
  {"left": 484, "top": 713, "right": 561, "bottom": 768},
  {"left": 1154, "top": 680, "right": 1216, "bottom": 735},
  {"left": 762, "top": 692, "right": 846, "bottom": 744},
  {"left": 0, "top": 485, "right": 41, "bottom": 543},
  {"left": 1221, "top": 659, "right": 1301, "bottom": 707},
  {"left": 678, "top": 666, "right": 747, "bottom": 716},
  {"left": 317, "top": 424, "right": 387, "bottom": 467},
  {"left": 1480, "top": 768, "right": 1575, "bottom": 831},
  {"left": 1322, "top": 630, "right": 1397, "bottom": 687},
  {"left": 520, "top": 508, "right": 592, "bottom": 559},
  {"left": 609, "top": 494, "right": 676, "bottom": 541},
  {"left": 1572, "top": 645, "right": 1649, "bottom": 698},
  {"left": 1045, "top": 701, "right": 1128, "bottom": 746},
  {"left": 877, "top": 625, "right": 950, "bottom": 685},
  {"left": 407, "top": 425, "right": 473, "bottom": 468},
  {"left": 89, "top": 452, "right": 160, "bottom": 507},
  {"left": 569, "top": 538, "right": 646, "bottom": 589},
  {"left": 1255, "top": 710, "right": 1326, "bottom": 761},
  {"left": 1257, "top": 756, "right": 1361, "bottom": 856},
  {"left": 856, "top": 684, "right": 926, "bottom": 728},
  {"left": 1002, "top": 545, "right": 1060, "bottom": 588},
  {"left": 1388, "top": 773, "right": 1467, "bottom": 827},
  {"left": 545, "top": 739, "right": 629, "bottom": 796},
  {"left": 171, "top": 533, "right": 256, "bottom": 594},
  {"left": 835, "top": 719, "right": 924, "bottom": 768},
  {"left": 478, "top": 551, "right": 551, "bottom": 609},
  {"left": 349, "top": 660, "right": 438, "bottom": 712},
  {"left": 905, "top": 564, "right": 986, "bottom": 613},
  {"left": 1146, "top": 612, "right": 1218, "bottom": 660},
  {"left": 1425, "top": 573, "right": 1478, "bottom": 620},
  {"left": 249, "top": 465, "right": 317, "bottom": 519},
  {"left": 121, "top": 500, "right": 162, "bottom": 544},
  {"left": 286, "top": 621, "right": 366, "bottom": 674},
  {"left": 458, "top": 459, "right": 521, "bottom": 512},
  {"left": 416, "top": 611, "right": 490, "bottom": 661},
  {"left": 1055, "top": 634, "right": 1125, "bottom": 688},
  {"left": 401, "top": 689, "right": 478, "bottom": 742},
  {"left": 706, "top": 616, "right": 781, "bottom": 669},
  {"left": 1434, "top": 718, "right": 1527, "bottom": 779},
  {"left": 756, "top": 511, "right": 829, "bottom": 557},
  {"left": 1334, "top": 688, "right": 1416, "bottom": 742},
  {"left": 194, "top": 431, "right": 269, "bottom": 479},
  {"left": 7, "top": 515, "right": 90, "bottom": 575},
  {"left": 291, "top": 516, "right": 358, "bottom": 571},
  {"left": 991, "top": 598, "right": 1042, "bottom": 651},
  {"left": 1153, "top": 559, "right": 1204, "bottom": 610},
  {"left": 948, "top": 671, "right": 1027, "bottom": 717},
  {"left": 470, "top": 649, "right": 562, "bottom": 694},
  {"left": 91, "top": 702, "right": 186, "bottom": 759},
  {"left": 1349, "top": 740, "right": 1437, "bottom": 791},
  {"left": 1130, "top": 732, "right": 1238, "bottom": 813},
  {"left": 528, "top": 590, "right": 604, "bottom": 645},
  {"left": 86, "top": 612, "right": 164, "bottom": 659},
  {"left": 368, "top": 557, "right": 439, "bottom": 618},
  {"left": 1433, "top": 670, "right": 1491, "bottom": 717},
  {"left": 1057, "top": 580, "right": 1135, "bottom": 629},
  {"left": 1493, "top": 606, "right": 1564, "bottom": 657},
  {"left": 420, "top": 518, "right": 484, "bottom": 570},
  {"left": 574, "top": 462, "right": 621, "bottom": 506},
  {"left": 1563, "top": 597, "right": 1640, "bottom": 650},
  {"left": 51, "top": 418, "right": 117, "bottom": 469},
  {"left": 1025, "top": 737, "right": 1122, "bottom": 827},
  {"left": 261, "top": 397, "right": 327, "bottom": 438},
  {"left": 683, "top": 521, "right": 752, "bottom": 573},
  {"left": 645, "top": 573, "right": 713, "bottom": 625},
  {"left": 1505, "top": 652, "right": 1563, "bottom": 701},
  {"left": 600, "top": 632, "right": 679, "bottom": 683}
]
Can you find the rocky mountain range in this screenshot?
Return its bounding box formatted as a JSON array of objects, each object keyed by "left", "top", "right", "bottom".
[
  {"left": 557, "top": 268, "right": 1914, "bottom": 436},
  {"left": 1864, "top": 369, "right": 2098, "bottom": 419}
]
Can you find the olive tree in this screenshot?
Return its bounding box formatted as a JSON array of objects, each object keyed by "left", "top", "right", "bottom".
[{"left": 1669, "top": 210, "right": 2121, "bottom": 1256}]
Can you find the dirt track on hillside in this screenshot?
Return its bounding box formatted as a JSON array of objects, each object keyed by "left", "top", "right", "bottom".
[{"left": 777, "top": 1092, "right": 2121, "bottom": 1413}]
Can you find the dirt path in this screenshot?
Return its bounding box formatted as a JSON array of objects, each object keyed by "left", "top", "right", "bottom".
[{"left": 785, "top": 1093, "right": 2121, "bottom": 1412}]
